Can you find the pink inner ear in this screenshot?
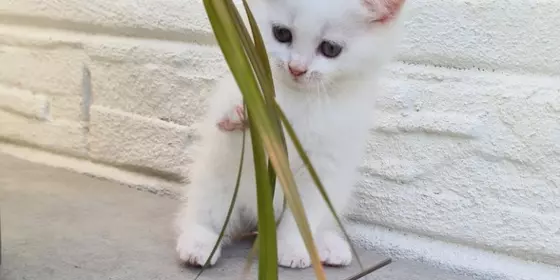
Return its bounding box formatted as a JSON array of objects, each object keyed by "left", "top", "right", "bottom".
[{"left": 362, "top": 0, "right": 405, "bottom": 23}]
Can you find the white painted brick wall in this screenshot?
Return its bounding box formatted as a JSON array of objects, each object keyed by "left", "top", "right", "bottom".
[
  {"left": 0, "top": 0, "right": 558, "bottom": 270},
  {"left": 354, "top": 64, "right": 560, "bottom": 266}
]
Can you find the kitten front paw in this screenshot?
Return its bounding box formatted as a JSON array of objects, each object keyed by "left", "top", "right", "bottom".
[
  {"left": 176, "top": 224, "right": 222, "bottom": 267},
  {"left": 277, "top": 238, "right": 312, "bottom": 268},
  {"left": 317, "top": 231, "right": 352, "bottom": 267},
  {"left": 217, "top": 104, "right": 248, "bottom": 132}
]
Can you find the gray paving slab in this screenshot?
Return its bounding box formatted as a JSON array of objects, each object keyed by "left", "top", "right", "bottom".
[{"left": 0, "top": 153, "right": 475, "bottom": 280}]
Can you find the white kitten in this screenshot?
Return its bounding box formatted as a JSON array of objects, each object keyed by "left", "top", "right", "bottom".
[{"left": 175, "top": 0, "right": 407, "bottom": 268}]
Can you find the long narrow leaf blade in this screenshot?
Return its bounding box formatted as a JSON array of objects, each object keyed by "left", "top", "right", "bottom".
[
  {"left": 240, "top": 0, "right": 286, "bottom": 220},
  {"left": 243, "top": 0, "right": 273, "bottom": 85},
  {"left": 238, "top": 3, "right": 289, "bottom": 276},
  {"left": 204, "top": 0, "right": 325, "bottom": 278},
  {"left": 230, "top": 0, "right": 284, "bottom": 142},
  {"left": 222, "top": 9, "right": 327, "bottom": 278},
  {"left": 248, "top": 110, "right": 279, "bottom": 280}
]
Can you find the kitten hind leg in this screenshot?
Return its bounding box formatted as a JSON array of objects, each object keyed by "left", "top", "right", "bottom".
[
  {"left": 175, "top": 219, "right": 225, "bottom": 267},
  {"left": 316, "top": 220, "right": 352, "bottom": 267},
  {"left": 175, "top": 174, "right": 243, "bottom": 267},
  {"left": 276, "top": 169, "right": 353, "bottom": 268},
  {"left": 276, "top": 190, "right": 326, "bottom": 268},
  {"left": 176, "top": 75, "right": 250, "bottom": 266}
]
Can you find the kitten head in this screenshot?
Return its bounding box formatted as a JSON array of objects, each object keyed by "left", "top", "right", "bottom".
[{"left": 251, "top": 0, "right": 407, "bottom": 92}]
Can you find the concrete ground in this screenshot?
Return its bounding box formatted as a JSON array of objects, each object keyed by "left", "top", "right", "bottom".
[{"left": 0, "top": 153, "right": 475, "bottom": 280}]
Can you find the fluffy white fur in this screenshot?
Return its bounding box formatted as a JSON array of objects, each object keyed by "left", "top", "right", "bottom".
[{"left": 175, "top": 0, "right": 407, "bottom": 268}]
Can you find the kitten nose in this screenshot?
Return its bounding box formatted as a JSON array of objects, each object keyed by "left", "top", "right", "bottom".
[{"left": 288, "top": 65, "right": 307, "bottom": 77}]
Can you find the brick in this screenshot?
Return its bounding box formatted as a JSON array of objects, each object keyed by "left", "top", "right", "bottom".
[
  {"left": 84, "top": 40, "right": 226, "bottom": 78},
  {"left": 88, "top": 106, "right": 195, "bottom": 180},
  {"left": 89, "top": 61, "right": 219, "bottom": 126},
  {"left": 0, "top": 111, "right": 86, "bottom": 156},
  {"left": 0, "top": 25, "right": 83, "bottom": 49},
  {"left": 351, "top": 171, "right": 560, "bottom": 266},
  {"left": 0, "top": 84, "right": 50, "bottom": 120},
  {"left": 399, "top": 0, "right": 560, "bottom": 75},
  {"left": 0, "top": 41, "right": 87, "bottom": 123},
  {"left": 0, "top": 45, "right": 87, "bottom": 96},
  {"left": 49, "top": 94, "right": 85, "bottom": 122},
  {"left": 0, "top": 0, "right": 215, "bottom": 44},
  {"left": 372, "top": 112, "right": 482, "bottom": 139}
]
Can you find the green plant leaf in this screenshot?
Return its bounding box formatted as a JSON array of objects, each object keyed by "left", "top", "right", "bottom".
[
  {"left": 203, "top": 0, "right": 326, "bottom": 278},
  {"left": 248, "top": 109, "right": 279, "bottom": 280},
  {"left": 237, "top": 0, "right": 287, "bottom": 199},
  {"left": 216, "top": 5, "right": 326, "bottom": 278},
  {"left": 233, "top": 0, "right": 286, "bottom": 149},
  {"left": 242, "top": 0, "right": 273, "bottom": 86},
  {"left": 238, "top": 1, "right": 288, "bottom": 276}
]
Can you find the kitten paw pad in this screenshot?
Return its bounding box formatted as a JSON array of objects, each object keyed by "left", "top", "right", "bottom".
[
  {"left": 176, "top": 226, "right": 221, "bottom": 267},
  {"left": 217, "top": 104, "right": 248, "bottom": 132}
]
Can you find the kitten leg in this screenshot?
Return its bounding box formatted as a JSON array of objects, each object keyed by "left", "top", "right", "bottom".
[
  {"left": 175, "top": 135, "right": 246, "bottom": 266},
  {"left": 175, "top": 75, "right": 250, "bottom": 266},
  {"left": 275, "top": 196, "right": 324, "bottom": 268},
  {"left": 175, "top": 215, "right": 225, "bottom": 267},
  {"left": 175, "top": 186, "right": 236, "bottom": 267},
  {"left": 276, "top": 170, "right": 353, "bottom": 268},
  {"left": 316, "top": 221, "right": 352, "bottom": 266},
  {"left": 277, "top": 215, "right": 353, "bottom": 268}
]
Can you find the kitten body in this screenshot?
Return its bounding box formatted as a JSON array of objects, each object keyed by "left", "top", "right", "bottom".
[{"left": 175, "top": 0, "right": 407, "bottom": 268}]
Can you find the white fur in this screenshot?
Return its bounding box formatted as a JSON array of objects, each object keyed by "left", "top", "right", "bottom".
[{"left": 175, "top": 0, "right": 407, "bottom": 268}]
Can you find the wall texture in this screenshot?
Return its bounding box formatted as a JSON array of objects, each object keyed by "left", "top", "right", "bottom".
[{"left": 0, "top": 0, "right": 559, "bottom": 270}]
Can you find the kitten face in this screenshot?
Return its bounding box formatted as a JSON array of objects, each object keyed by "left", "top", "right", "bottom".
[{"left": 251, "top": 0, "right": 406, "bottom": 92}]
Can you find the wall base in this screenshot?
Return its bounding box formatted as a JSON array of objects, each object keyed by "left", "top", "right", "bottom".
[{"left": 349, "top": 223, "right": 560, "bottom": 280}]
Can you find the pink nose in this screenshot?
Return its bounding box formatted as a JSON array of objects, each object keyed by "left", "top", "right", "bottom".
[{"left": 288, "top": 66, "right": 307, "bottom": 77}]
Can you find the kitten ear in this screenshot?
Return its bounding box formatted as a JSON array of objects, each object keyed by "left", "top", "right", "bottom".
[{"left": 362, "top": 0, "right": 406, "bottom": 24}]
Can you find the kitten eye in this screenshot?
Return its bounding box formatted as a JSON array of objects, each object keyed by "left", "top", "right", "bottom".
[
  {"left": 319, "top": 41, "right": 343, "bottom": 58},
  {"left": 272, "top": 25, "right": 292, "bottom": 43}
]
